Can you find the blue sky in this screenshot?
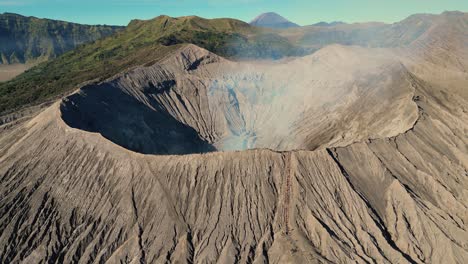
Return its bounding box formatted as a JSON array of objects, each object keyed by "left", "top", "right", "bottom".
[{"left": 1, "top": 0, "right": 467, "bottom": 26}]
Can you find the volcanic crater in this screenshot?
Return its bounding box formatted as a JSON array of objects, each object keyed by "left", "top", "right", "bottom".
[{"left": 60, "top": 44, "right": 419, "bottom": 155}]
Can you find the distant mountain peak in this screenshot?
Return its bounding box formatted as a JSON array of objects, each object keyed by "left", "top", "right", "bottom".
[{"left": 250, "top": 12, "right": 300, "bottom": 29}]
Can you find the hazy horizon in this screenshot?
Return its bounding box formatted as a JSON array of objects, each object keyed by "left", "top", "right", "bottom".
[{"left": 1, "top": 0, "right": 467, "bottom": 26}]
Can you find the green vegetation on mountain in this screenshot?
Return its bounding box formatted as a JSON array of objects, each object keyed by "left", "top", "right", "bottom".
[
  {"left": 0, "top": 13, "right": 123, "bottom": 65},
  {"left": 0, "top": 15, "right": 306, "bottom": 114},
  {"left": 128, "top": 15, "right": 305, "bottom": 59}
]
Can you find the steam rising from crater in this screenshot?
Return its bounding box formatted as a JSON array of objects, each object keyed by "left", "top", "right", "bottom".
[{"left": 61, "top": 44, "right": 419, "bottom": 155}]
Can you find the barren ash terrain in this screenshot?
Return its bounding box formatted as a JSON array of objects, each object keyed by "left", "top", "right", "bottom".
[{"left": 0, "top": 11, "right": 467, "bottom": 263}]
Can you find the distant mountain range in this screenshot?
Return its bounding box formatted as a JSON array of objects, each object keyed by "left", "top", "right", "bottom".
[
  {"left": 249, "top": 12, "right": 348, "bottom": 28},
  {"left": 250, "top": 12, "right": 300, "bottom": 28},
  {"left": 0, "top": 13, "right": 123, "bottom": 65}
]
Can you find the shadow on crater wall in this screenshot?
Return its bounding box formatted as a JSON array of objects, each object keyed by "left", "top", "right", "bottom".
[{"left": 60, "top": 83, "right": 216, "bottom": 155}]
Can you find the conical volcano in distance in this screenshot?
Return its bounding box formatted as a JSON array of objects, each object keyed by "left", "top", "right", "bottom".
[{"left": 250, "top": 12, "right": 300, "bottom": 28}]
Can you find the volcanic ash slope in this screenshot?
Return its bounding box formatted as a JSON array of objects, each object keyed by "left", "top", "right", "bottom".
[{"left": 0, "top": 44, "right": 467, "bottom": 263}]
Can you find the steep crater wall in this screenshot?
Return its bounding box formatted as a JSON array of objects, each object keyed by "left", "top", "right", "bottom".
[
  {"left": 61, "top": 83, "right": 215, "bottom": 155},
  {"left": 60, "top": 44, "right": 419, "bottom": 155}
]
